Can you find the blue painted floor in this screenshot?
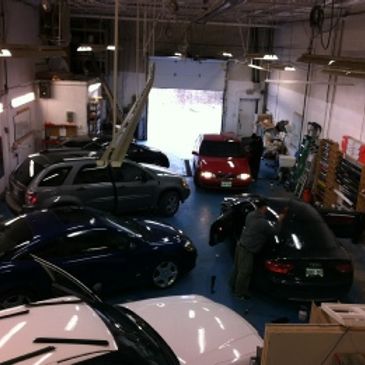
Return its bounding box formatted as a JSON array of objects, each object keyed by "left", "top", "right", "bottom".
[{"left": 1, "top": 157, "right": 365, "bottom": 337}]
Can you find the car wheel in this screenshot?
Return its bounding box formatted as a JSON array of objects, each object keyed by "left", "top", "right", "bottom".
[
  {"left": 0, "top": 290, "right": 33, "bottom": 309},
  {"left": 152, "top": 261, "right": 179, "bottom": 288},
  {"left": 158, "top": 191, "right": 180, "bottom": 217}
]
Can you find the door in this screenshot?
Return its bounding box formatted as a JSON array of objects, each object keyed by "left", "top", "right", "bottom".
[
  {"left": 319, "top": 209, "right": 365, "bottom": 242},
  {"left": 36, "top": 229, "right": 144, "bottom": 294},
  {"left": 114, "top": 162, "right": 158, "bottom": 213},
  {"left": 237, "top": 99, "right": 257, "bottom": 138}
]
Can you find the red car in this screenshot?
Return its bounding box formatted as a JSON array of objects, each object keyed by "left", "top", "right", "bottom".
[{"left": 192, "top": 133, "right": 252, "bottom": 189}]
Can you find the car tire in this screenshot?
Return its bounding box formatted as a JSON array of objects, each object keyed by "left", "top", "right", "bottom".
[
  {"left": 158, "top": 191, "right": 180, "bottom": 217},
  {"left": 0, "top": 290, "right": 34, "bottom": 309},
  {"left": 152, "top": 261, "right": 179, "bottom": 288}
]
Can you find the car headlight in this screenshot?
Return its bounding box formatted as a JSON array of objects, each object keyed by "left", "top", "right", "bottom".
[
  {"left": 181, "top": 178, "right": 189, "bottom": 188},
  {"left": 184, "top": 240, "right": 195, "bottom": 252},
  {"left": 200, "top": 171, "right": 216, "bottom": 179},
  {"left": 237, "top": 173, "right": 251, "bottom": 180}
]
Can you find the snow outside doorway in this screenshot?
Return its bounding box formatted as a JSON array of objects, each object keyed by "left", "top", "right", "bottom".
[{"left": 147, "top": 88, "right": 223, "bottom": 160}]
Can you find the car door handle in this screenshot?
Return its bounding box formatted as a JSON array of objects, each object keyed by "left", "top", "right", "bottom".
[{"left": 76, "top": 187, "right": 87, "bottom": 191}]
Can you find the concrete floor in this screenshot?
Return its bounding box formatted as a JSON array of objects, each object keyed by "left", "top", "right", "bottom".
[
  {"left": 1, "top": 157, "right": 365, "bottom": 337},
  {"left": 112, "top": 157, "right": 365, "bottom": 336}
]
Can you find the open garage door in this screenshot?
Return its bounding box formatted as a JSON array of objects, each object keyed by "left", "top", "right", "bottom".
[{"left": 146, "top": 57, "right": 226, "bottom": 159}]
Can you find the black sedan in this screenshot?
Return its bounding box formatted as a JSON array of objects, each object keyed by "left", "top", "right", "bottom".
[
  {"left": 0, "top": 206, "right": 197, "bottom": 308},
  {"left": 210, "top": 194, "right": 356, "bottom": 301},
  {"left": 58, "top": 136, "right": 170, "bottom": 167}
]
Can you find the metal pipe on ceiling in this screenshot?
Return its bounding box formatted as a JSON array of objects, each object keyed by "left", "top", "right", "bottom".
[{"left": 70, "top": 13, "right": 277, "bottom": 28}]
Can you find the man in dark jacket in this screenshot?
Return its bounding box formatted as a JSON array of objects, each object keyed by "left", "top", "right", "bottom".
[{"left": 230, "top": 198, "right": 286, "bottom": 299}]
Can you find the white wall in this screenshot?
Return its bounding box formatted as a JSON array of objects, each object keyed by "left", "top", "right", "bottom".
[
  {"left": 224, "top": 61, "right": 264, "bottom": 135},
  {"left": 0, "top": 0, "right": 40, "bottom": 192},
  {"left": 268, "top": 13, "right": 365, "bottom": 155},
  {"left": 39, "top": 81, "right": 89, "bottom": 135}
]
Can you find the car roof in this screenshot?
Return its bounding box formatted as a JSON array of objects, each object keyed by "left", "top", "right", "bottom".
[
  {"left": 23, "top": 206, "right": 107, "bottom": 240},
  {"left": 28, "top": 151, "right": 97, "bottom": 165},
  {"left": 201, "top": 133, "right": 240, "bottom": 142}
]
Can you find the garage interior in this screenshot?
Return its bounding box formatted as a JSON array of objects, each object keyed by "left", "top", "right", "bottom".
[{"left": 2, "top": 0, "right": 365, "bottom": 364}]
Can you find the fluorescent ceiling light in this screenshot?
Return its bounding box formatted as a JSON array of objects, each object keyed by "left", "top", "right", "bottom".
[
  {"left": 174, "top": 52, "right": 182, "bottom": 57},
  {"left": 251, "top": 54, "right": 279, "bottom": 61},
  {"left": 0, "top": 49, "right": 12, "bottom": 57},
  {"left": 107, "top": 45, "right": 115, "bottom": 51},
  {"left": 248, "top": 63, "right": 268, "bottom": 71},
  {"left": 77, "top": 46, "right": 93, "bottom": 52},
  {"left": 88, "top": 83, "right": 101, "bottom": 93},
  {"left": 284, "top": 66, "right": 296, "bottom": 71},
  {"left": 0, "top": 103, "right": 3, "bottom": 113},
  {"left": 11, "top": 92, "right": 35, "bottom": 108},
  {"left": 222, "top": 52, "right": 233, "bottom": 58},
  {"left": 263, "top": 54, "right": 279, "bottom": 61}
]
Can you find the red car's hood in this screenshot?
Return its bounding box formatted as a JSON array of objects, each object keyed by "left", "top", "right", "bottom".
[{"left": 199, "top": 156, "right": 250, "bottom": 174}]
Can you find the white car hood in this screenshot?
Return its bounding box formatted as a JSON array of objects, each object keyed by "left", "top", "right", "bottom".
[
  {"left": 0, "top": 297, "right": 117, "bottom": 365},
  {"left": 121, "top": 294, "right": 263, "bottom": 365}
]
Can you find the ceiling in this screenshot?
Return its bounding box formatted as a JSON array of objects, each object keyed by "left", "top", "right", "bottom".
[{"left": 67, "top": 0, "right": 365, "bottom": 27}]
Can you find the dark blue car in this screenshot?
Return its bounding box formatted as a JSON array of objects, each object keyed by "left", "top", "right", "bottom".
[{"left": 0, "top": 206, "right": 197, "bottom": 308}]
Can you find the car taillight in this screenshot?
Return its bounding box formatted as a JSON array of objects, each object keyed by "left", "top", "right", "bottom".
[
  {"left": 265, "top": 260, "right": 294, "bottom": 275},
  {"left": 25, "top": 191, "right": 38, "bottom": 206},
  {"left": 335, "top": 262, "right": 353, "bottom": 273}
]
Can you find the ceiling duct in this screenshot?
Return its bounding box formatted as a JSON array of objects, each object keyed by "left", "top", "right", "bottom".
[{"left": 194, "top": 0, "right": 247, "bottom": 24}]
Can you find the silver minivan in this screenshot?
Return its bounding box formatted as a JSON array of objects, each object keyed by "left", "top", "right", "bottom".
[{"left": 5, "top": 152, "right": 190, "bottom": 217}]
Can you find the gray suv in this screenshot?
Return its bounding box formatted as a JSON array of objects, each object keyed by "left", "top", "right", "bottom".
[{"left": 5, "top": 152, "right": 190, "bottom": 217}]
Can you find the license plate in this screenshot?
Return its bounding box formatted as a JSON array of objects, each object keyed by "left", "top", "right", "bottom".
[
  {"left": 305, "top": 268, "right": 324, "bottom": 278},
  {"left": 221, "top": 181, "right": 232, "bottom": 188}
]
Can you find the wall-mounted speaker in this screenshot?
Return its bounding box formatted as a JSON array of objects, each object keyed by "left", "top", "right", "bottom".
[{"left": 39, "top": 81, "right": 51, "bottom": 98}]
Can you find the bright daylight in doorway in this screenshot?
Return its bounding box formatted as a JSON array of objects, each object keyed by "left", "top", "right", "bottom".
[{"left": 147, "top": 88, "right": 223, "bottom": 159}]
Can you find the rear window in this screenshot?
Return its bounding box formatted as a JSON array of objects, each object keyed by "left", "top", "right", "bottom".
[
  {"left": 267, "top": 200, "right": 337, "bottom": 252},
  {"left": 0, "top": 216, "right": 33, "bottom": 253},
  {"left": 199, "top": 140, "right": 244, "bottom": 157},
  {"left": 14, "top": 156, "right": 48, "bottom": 186}
]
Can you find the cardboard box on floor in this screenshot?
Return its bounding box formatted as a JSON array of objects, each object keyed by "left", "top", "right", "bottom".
[{"left": 260, "top": 303, "right": 365, "bottom": 365}]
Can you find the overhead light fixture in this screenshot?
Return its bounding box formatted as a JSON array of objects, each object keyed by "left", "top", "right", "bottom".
[
  {"left": 174, "top": 52, "right": 183, "bottom": 57},
  {"left": 77, "top": 46, "right": 93, "bottom": 52},
  {"left": 11, "top": 92, "right": 35, "bottom": 108},
  {"left": 248, "top": 62, "right": 268, "bottom": 71},
  {"left": 262, "top": 54, "right": 279, "bottom": 61},
  {"left": 284, "top": 65, "right": 296, "bottom": 71},
  {"left": 0, "top": 49, "right": 12, "bottom": 57},
  {"left": 222, "top": 52, "right": 233, "bottom": 58},
  {"left": 88, "top": 83, "right": 101, "bottom": 93},
  {"left": 107, "top": 45, "right": 115, "bottom": 51},
  {"left": 0, "top": 103, "right": 3, "bottom": 113}
]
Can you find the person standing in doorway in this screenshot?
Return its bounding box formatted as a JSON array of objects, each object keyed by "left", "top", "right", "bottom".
[
  {"left": 230, "top": 198, "right": 286, "bottom": 299},
  {"left": 248, "top": 133, "right": 264, "bottom": 181}
]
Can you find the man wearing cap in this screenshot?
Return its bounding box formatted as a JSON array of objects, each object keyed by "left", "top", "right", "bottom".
[{"left": 230, "top": 198, "right": 286, "bottom": 299}]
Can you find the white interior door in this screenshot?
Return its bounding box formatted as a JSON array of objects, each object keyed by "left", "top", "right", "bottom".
[{"left": 237, "top": 99, "right": 257, "bottom": 137}]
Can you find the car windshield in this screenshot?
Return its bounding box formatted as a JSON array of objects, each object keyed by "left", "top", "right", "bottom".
[
  {"left": 13, "top": 156, "right": 47, "bottom": 186},
  {"left": 266, "top": 200, "right": 337, "bottom": 252},
  {"left": 85, "top": 302, "right": 179, "bottom": 365},
  {"left": 0, "top": 216, "right": 33, "bottom": 255},
  {"left": 200, "top": 140, "right": 244, "bottom": 157}
]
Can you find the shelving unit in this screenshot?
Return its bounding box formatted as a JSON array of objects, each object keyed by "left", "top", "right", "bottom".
[
  {"left": 336, "top": 155, "right": 363, "bottom": 211},
  {"left": 44, "top": 122, "right": 77, "bottom": 147},
  {"left": 312, "top": 139, "right": 341, "bottom": 208}
]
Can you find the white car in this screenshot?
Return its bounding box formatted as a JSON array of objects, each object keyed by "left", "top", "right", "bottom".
[
  {"left": 0, "top": 294, "right": 262, "bottom": 365},
  {"left": 0, "top": 256, "right": 263, "bottom": 364}
]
